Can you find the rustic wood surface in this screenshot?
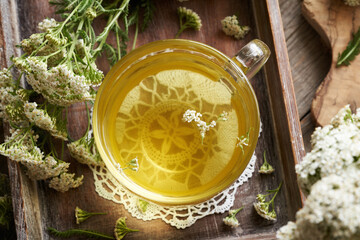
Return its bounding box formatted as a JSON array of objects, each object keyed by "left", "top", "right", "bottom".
[
  {"left": 302, "top": 0, "right": 360, "bottom": 127},
  {"left": 0, "top": 0, "right": 320, "bottom": 239},
  {"left": 279, "top": 0, "right": 331, "bottom": 151}
]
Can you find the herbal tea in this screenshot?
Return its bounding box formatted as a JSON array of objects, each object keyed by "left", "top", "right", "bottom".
[
  {"left": 104, "top": 56, "right": 256, "bottom": 198},
  {"left": 94, "top": 39, "right": 267, "bottom": 204}
]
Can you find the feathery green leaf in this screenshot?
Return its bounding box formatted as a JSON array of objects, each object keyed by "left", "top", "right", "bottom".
[{"left": 337, "top": 26, "right": 360, "bottom": 67}]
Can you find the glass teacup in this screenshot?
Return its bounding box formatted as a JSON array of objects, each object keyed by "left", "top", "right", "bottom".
[{"left": 93, "top": 39, "right": 270, "bottom": 205}]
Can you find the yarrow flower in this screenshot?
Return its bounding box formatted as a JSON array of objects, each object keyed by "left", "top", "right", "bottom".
[
  {"left": 223, "top": 207, "right": 243, "bottom": 228},
  {"left": 37, "top": 18, "right": 58, "bottom": 32},
  {"left": 253, "top": 182, "right": 282, "bottom": 221},
  {"left": 114, "top": 217, "right": 139, "bottom": 240},
  {"left": 14, "top": 57, "right": 98, "bottom": 106},
  {"left": 48, "top": 172, "right": 83, "bottom": 193},
  {"left": 0, "top": 69, "right": 27, "bottom": 124},
  {"left": 0, "top": 128, "right": 74, "bottom": 183},
  {"left": 23, "top": 155, "right": 69, "bottom": 180},
  {"left": 276, "top": 164, "right": 360, "bottom": 240},
  {"left": 75, "top": 206, "right": 106, "bottom": 224},
  {"left": 295, "top": 105, "right": 360, "bottom": 195},
  {"left": 343, "top": 0, "right": 360, "bottom": 6},
  {"left": 236, "top": 130, "right": 250, "bottom": 153},
  {"left": 24, "top": 101, "right": 68, "bottom": 140},
  {"left": 221, "top": 15, "right": 250, "bottom": 39},
  {"left": 115, "top": 157, "right": 140, "bottom": 173},
  {"left": 67, "top": 132, "right": 103, "bottom": 166},
  {"left": 176, "top": 7, "right": 202, "bottom": 38},
  {"left": 259, "top": 151, "right": 274, "bottom": 174},
  {"left": 182, "top": 109, "right": 218, "bottom": 143}
]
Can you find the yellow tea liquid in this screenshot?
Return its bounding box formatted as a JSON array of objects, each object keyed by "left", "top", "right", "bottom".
[{"left": 102, "top": 51, "right": 258, "bottom": 200}]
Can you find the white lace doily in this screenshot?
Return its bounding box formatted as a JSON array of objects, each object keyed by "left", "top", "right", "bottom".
[
  {"left": 89, "top": 153, "right": 256, "bottom": 229},
  {"left": 89, "top": 70, "right": 261, "bottom": 229}
]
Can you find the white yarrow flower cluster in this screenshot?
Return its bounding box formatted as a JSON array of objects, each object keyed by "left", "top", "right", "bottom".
[
  {"left": 182, "top": 109, "right": 216, "bottom": 141},
  {"left": 295, "top": 105, "right": 360, "bottom": 194},
  {"left": 343, "top": 0, "right": 360, "bottom": 6},
  {"left": 24, "top": 101, "right": 67, "bottom": 140},
  {"left": 24, "top": 156, "right": 69, "bottom": 180},
  {"left": 19, "top": 57, "right": 94, "bottom": 106},
  {"left": 0, "top": 128, "right": 80, "bottom": 190},
  {"left": 277, "top": 165, "right": 360, "bottom": 240},
  {"left": 0, "top": 69, "right": 26, "bottom": 123},
  {"left": 37, "top": 18, "right": 58, "bottom": 32},
  {"left": 223, "top": 207, "right": 243, "bottom": 228},
  {"left": 49, "top": 173, "right": 84, "bottom": 193},
  {"left": 67, "top": 132, "right": 103, "bottom": 166},
  {"left": 221, "top": 15, "right": 250, "bottom": 39},
  {"left": 0, "top": 128, "right": 42, "bottom": 163}
]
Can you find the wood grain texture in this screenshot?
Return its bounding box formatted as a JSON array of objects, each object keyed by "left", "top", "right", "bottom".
[
  {"left": 302, "top": 0, "right": 360, "bottom": 126},
  {"left": 0, "top": 0, "right": 304, "bottom": 239},
  {"left": 279, "top": 0, "right": 331, "bottom": 154}
]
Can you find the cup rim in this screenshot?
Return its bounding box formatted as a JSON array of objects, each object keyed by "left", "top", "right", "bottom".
[{"left": 93, "top": 39, "right": 260, "bottom": 205}]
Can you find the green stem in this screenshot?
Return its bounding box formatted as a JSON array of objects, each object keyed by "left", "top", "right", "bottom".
[
  {"left": 84, "top": 101, "right": 91, "bottom": 133},
  {"left": 2, "top": 127, "right": 29, "bottom": 146},
  {"left": 132, "top": 19, "right": 139, "bottom": 50},
  {"left": 175, "top": 25, "right": 187, "bottom": 38},
  {"left": 231, "top": 207, "right": 244, "bottom": 216},
  {"left": 67, "top": 19, "right": 85, "bottom": 62},
  {"left": 58, "top": 2, "right": 83, "bottom": 32},
  {"left": 115, "top": 24, "right": 121, "bottom": 59},
  {"left": 65, "top": 107, "right": 74, "bottom": 142},
  {"left": 93, "top": 0, "right": 130, "bottom": 55},
  {"left": 48, "top": 227, "right": 115, "bottom": 239},
  {"left": 29, "top": 39, "right": 49, "bottom": 57},
  {"left": 61, "top": 140, "right": 64, "bottom": 160},
  {"left": 269, "top": 182, "right": 283, "bottom": 204},
  {"left": 263, "top": 151, "right": 268, "bottom": 164}
]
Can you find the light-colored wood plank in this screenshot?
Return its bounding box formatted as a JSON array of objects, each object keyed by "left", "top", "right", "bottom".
[
  {"left": 303, "top": 0, "right": 360, "bottom": 127},
  {"left": 280, "top": 0, "right": 331, "bottom": 120}
]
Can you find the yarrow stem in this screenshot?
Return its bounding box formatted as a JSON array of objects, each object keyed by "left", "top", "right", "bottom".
[{"left": 259, "top": 151, "right": 275, "bottom": 174}]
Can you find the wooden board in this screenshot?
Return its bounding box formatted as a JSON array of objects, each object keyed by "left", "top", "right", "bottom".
[
  {"left": 0, "top": 0, "right": 305, "bottom": 239},
  {"left": 302, "top": 0, "right": 360, "bottom": 127}
]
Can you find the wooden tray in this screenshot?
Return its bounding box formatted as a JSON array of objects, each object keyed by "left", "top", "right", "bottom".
[{"left": 0, "top": 0, "right": 305, "bottom": 239}]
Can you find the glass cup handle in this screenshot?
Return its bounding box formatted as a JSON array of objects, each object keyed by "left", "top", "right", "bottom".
[{"left": 232, "top": 39, "right": 271, "bottom": 80}]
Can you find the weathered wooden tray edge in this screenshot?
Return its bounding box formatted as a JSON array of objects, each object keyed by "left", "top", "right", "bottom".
[
  {"left": 0, "top": 0, "right": 306, "bottom": 238},
  {"left": 253, "top": 0, "right": 305, "bottom": 221}
]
